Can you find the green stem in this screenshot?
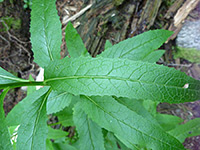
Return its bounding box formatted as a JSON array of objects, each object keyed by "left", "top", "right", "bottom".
[{"left": 0, "top": 81, "right": 47, "bottom": 89}]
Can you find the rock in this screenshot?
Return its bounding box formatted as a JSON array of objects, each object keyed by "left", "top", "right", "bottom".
[{"left": 175, "top": 20, "right": 200, "bottom": 63}]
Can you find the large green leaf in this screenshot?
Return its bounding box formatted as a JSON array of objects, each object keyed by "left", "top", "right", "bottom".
[
  {"left": 30, "top": 0, "right": 62, "bottom": 67},
  {"left": 73, "top": 103, "right": 105, "bottom": 150},
  {"left": 168, "top": 118, "right": 200, "bottom": 143},
  {"left": 0, "top": 67, "right": 29, "bottom": 89},
  {"left": 47, "top": 90, "right": 72, "bottom": 114},
  {"left": 80, "top": 96, "right": 184, "bottom": 150},
  {"left": 45, "top": 57, "right": 200, "bottom": 103},
  {"left": 16, "top": 87, "right": 50, "bottom": 150},
  {"left": 99, "top": 30, "right": 172, "bottom": 62},
  {"left": 0, "top": 88, "right": 13, "bottom": 150},
  {"left": 65, "top": 22, "right": 89, "bottom": 58}
]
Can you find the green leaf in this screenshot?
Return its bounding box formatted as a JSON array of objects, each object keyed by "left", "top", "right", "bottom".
[
  {"left": 0, "top": 88, "right": 13, "bottom": 150},
  {"left": 142, "top": 50, "right": 165, "bottom": 63},
  {"left": 114, "top": 134, "right": 140, "bottom": 150},
  {"left": 104, "top": 132, "right": 131, "bottom": 150},
  {"left": 6, "top": 87, "right": 49, "bottom": 126},
  {"left": 142, "top": 100, "right": 159, "bottom": 116},
  {"left": 104, "top": 40, "right": 112, "bottom": 50},
  {"left": 104, "top": 132, "right": 134, "bottom": 150},
  {"left": 47, "top": 90, "right": 72, "bottom": 114},
  {"left": 52, "top": 142, "right": 78, "bottom": 150},
  {"left": 16, "top": 87, "right": 50, "bottom": 150},
  {"left": 30, "top": 0, "right": 62, "bottom": 67},
  {"left": 155, "top": 114, "right": 184, "bottom": 131},
  {"left": 168, "top": 118, "right": 200, "bottom": 143},
  {"left": 99, "top": 30, "right": 172, "bottom": 62},
  {"left": 0, "top": 67, "right": 29, "bottom": 89},
  {"left": 47, "top": 127, "right": 68, "bottom": 140},
  {"left": 73, "top": 103, "right": 105, "bottom": 150},
  {"left": 46, "top": 139, "right": 54, "bottom": 150},
  {"left": 55, "top": 96, "right": 79, "bottom": 127},
  {"left": 80, "top": 96, "right": 184, "bottom": 150},
  {"left": 65, "top": 22, "right": 89, "bottom": 58},
  {"left": 115, "top": 97, "right": 159, "bottom": 126},
  {"left": 104, "top": 132, "right": 119, "bottom": 150},
  {"left": 45, "top": 57, "right": 200, "bottom": 103}
]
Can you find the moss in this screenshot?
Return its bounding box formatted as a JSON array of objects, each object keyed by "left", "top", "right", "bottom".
[
  {"left": 113, "top": 0, "right": 125, "bottom": 6},
  {"left": 0, "top": 17, "right": 21, "bottom": 32},
  {"left": 174, "top": 47, "right": 200, "bottom": 63}
]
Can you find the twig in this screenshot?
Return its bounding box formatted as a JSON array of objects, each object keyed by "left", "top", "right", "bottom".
[
  {"left": 0, "top": 19, "right": 29, "bottom": 44},
  {"left": 62, "top": 3, "right": 93, "bottom": 25}
]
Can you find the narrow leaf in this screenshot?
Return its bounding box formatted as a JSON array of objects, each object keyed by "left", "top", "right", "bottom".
[
  {"left": 99, "top": 30, "right": 172, "bottom": 61},
  {"left": 0, "top": 67, "right": 29, "bottom": 89},
  {"left": 80, "top": 96, "right": 184, "bottom": 150},
  {"left": 104, "top": 132, "right": 131, "bottom": 150},
  {"left": 30, "top": 0, "right": 62, "bottom": 67},
  {"left": 54, "top": 95, "right": 79, "bottom": 126},
  {"left": 142, "top": 50, "right": 165, "bottom": 63},
  {"left": 104, "top": 40, "right": 112, "bottom": 50},
  {"left": 16, "top": 87, "right": 50, "bottom": 150},
  {"left": 45, "top": 57, "right": 200, "bottom": 103},
  {"left": 65, "top": 22, "right": 89, "bottom": 58},
  {"left": 115, "top": 97, "right": 159, "bottom": 126},
  {"left": 168, "top": 118, "right": 200, "bottom": 143},
  {"left": 47, "top": 127, "right": 68, "bottom": 140},
  {"left": 46, "top": 139, "right": 54, "bottom": 150},
  {"left": 47, "top": 90, "right": 72, "bottom": 114},
  {"left": 52, "top": 142, "right": 78, "bottom": 150},
  {"left": 155, "top": 114, "right": 184, "bottom": 131},
  {"left": 0, "top": 88, "right": 13, "bottom": 150},
  {"left": 73, "top": 103, "right": 105, "bottom": 150}
]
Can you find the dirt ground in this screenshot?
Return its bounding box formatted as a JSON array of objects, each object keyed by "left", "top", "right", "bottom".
[{"left": 0, "top": 0, "right": 200, "bottom": 149}]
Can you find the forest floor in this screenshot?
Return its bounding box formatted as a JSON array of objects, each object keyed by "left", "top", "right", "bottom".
[{"left": 0, "top": 0, "right": 200, "bottom": 149}]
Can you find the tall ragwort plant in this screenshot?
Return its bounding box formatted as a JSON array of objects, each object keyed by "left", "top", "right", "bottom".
[{"left": 0, "top": 0, "right": 200, "bottom": 150}]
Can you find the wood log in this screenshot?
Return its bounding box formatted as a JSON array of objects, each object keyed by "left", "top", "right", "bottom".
[{"left": 75, "top": 0, "right": 162, "bottom": 56}]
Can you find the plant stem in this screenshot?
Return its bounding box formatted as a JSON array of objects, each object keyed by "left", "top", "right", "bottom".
[{"left": 0, "top": 81, "right": 47, "bottom": 89}]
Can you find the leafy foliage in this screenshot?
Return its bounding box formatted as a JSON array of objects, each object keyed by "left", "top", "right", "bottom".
[
  {"left": 0, "top": 0, "right": 200, "bottom": 149},
  {"left": 80, "top": 96, "right": 184, "bottom": 150},
  {"left": 45, "top": 57, "right": 200, "bottom": 103}
]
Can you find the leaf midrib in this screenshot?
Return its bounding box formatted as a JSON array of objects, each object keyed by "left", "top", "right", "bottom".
[
  {"left": 84, "top": 96, "right": 182, "bottom": 149},
  {"left": 86, "top": 117, "right": 95, "bottom": 150},
  {"left": 45, "top": 75, "right": 196, "bottom": 91},
  {"left": 30, "top": 88, "right": 51, "bottom": 150},
  {"left": 41, "top": 0, "right": 54, "bottom": 61}
]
